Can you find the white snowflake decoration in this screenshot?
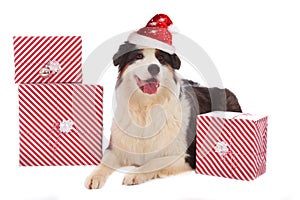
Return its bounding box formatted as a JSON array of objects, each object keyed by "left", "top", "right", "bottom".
[
  {"left": 46, "top": 60, "right": 61, "bottom": 73},
  {"left": 59, "top": 119, "right": 74, "bottom": 133},
  {"left": 215, "top": 141, "right": 229, "bottom": 156}
]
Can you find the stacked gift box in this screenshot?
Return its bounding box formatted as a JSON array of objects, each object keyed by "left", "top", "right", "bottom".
[{"left": 13, "top": 36, "right": 103, "bottom": 166}]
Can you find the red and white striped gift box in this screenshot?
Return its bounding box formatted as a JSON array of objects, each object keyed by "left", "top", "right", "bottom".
[
  {"left": 196, "top": 111, "right": 268, "bottom": 181},
  {"left": 13, "top": 36, "right": 82, "bottom": 84},
  {"left": 18, "top": 83, "right": 103, "bottom": 166}
]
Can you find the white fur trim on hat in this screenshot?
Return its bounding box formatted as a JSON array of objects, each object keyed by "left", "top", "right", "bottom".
[
  {"left": 168, "top": 24, "right": 179, "bottom": 34},
  {"left": 128, "top": 32, "right": 175, "bottom": 54}
]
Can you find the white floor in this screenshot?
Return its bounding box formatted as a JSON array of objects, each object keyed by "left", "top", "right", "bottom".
[{"left": 2, "top": 163, "right": 298, "bottom": 200}]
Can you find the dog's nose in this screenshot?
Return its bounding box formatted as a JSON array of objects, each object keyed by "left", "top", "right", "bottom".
[{"left": 148, "top": 64, "right": 160, "bottom": 76}]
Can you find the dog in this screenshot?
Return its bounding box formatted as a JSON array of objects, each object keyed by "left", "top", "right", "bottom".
[{"left": 84, "top": 41, "right": 242, "bottom": 189}]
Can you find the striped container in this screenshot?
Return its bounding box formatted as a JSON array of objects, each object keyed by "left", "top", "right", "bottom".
[
  {"left": 14, "top": 36, "right": 103, "bottom": 166},
  {"left": 196, "top": 111, "right": 268, "bottom": 181},
  {"left": 18, "top": 83, "right": 103, "bottom": 166},
  {"left": 13, "top": 36, "right": 82, "bottom": 84}
]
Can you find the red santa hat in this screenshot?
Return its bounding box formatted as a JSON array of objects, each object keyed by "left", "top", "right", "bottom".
[{"left": 128, "top": 14, "right": 177, "bottom": 54}]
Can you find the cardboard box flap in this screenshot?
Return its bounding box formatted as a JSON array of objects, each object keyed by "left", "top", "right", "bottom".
[{"left": 198, "top": 111, "right": 267, "bottom": 121}]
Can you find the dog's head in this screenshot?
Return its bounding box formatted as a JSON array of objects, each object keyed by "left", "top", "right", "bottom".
[{"left": 113, "top": 42, "right": 181, "bottom": 99}]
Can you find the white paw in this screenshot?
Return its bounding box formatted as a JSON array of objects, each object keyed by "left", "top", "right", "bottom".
[
  {"left": 122, "top": 173, "right": 153, "bottom": 185},
  {"left": 85, "top": 174, "right": 107, "bottom": 189}
]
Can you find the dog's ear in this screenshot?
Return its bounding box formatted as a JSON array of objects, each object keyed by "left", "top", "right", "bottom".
[
  {"left": 113, "top": 51, "right": 123, "bottom": 66},
  {"left": 113, "top": 42, "right": 136, "bottom": 67},
  {"left": 171, "top": 54, "right": 181, "bottom": 70}
]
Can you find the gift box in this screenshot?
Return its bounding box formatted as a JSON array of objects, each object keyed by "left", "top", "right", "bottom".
[
  {"left": 18, "top": 83, "right": 103, "bottom": 166},
  {"left": 13, "top": 36, "right": 82, "bottom": 84},
  {"left": 196, "top": 111, "right": 268, "bottom": 181},
  {"left": 14, "top": 36, "right": 103, "bottom": 166}
]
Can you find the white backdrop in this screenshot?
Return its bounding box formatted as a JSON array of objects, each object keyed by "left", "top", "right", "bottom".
[{"left": 1, "top": 0, "right": 299, "bottom": 200}]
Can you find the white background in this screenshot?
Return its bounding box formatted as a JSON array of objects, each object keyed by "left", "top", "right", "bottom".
[{"left": 1, "top": 0, "right": 299, "bottom": 200}]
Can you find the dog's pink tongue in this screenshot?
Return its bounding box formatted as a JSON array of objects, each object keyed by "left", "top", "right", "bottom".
[{"left": 143, "top": 82, "right": 158, "bottom": 94}]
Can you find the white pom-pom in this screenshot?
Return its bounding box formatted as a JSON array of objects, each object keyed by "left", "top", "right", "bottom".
[
  {"left": 168, "top": 25, "right": 180, "bottom": 34},
  {"left": 60, "top": 119, "right": 74, "bottom": 133},
  {"left": 46, "top": 60, "right": 61, "bottom": 72}
]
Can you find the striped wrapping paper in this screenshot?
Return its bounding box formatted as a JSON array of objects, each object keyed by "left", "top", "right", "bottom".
[
  {"left": 196, "top": 111, "right": 268, "bottom": 181},
  {"left": 13, "top": 36, "right": 82, "bottom": 84},
  {"left": 18, "top": 83, "right": 103, "bottom": 166}
]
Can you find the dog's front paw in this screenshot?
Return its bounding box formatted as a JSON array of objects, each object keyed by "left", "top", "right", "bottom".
[
  {"left": 85, "top": 174, "right": 107, "bottom": 189},
  {"left": 122, "top": 173, "right": 154, "bottom": 185}
]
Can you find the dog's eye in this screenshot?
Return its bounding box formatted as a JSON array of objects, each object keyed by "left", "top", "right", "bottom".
[
  {"left": 136, "top": 53, "right": 144, "bottom": 60},
  {"left": 157, "top": 55, "right": 164, "bottom": 62}
]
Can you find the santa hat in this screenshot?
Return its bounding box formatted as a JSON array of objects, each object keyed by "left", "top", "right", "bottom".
[{"left": 128, "top": 14, "right": 177, "bottom": 54}]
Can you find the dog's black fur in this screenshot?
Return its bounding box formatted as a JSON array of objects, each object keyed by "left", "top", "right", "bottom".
[{"left": 182, "top": 80, "right": 242, "bottom": 169}]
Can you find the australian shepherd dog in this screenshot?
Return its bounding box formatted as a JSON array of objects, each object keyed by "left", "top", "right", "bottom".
[{"left": 85, "top": 42, "right": 242, "bottom": 189}]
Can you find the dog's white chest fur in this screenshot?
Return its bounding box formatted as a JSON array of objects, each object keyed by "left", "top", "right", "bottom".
[{"left": 111, "top": 87, "right": 190, "bottom": 166}]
